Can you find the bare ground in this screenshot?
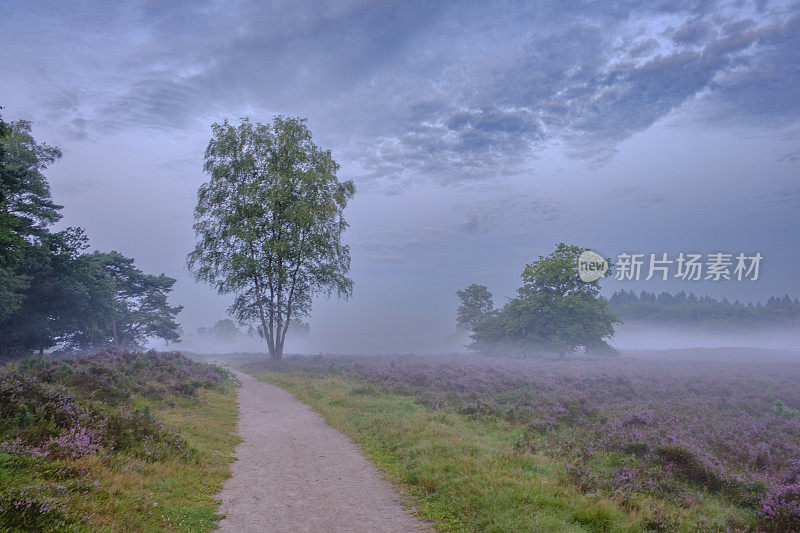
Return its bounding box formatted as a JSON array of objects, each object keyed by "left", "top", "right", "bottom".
[{"left": 216, "top": 370, "right": 429, "bottom": 533}]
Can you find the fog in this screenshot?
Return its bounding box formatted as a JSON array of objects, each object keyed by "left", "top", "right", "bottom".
[
  {"left": 2, "top": 2, "right": 799, "bottom": 359},
  {"left": 174, "top": 325, "right": 470, "bottom": 355},
  {"left": 173, "top": 324, "right": 800, "bottom": 357},
  {"left": 613, "top": 323, "right": 800, "bottom": 352}
]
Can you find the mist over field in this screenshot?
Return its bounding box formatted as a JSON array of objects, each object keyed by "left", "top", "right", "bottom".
[
  {"left": 2, "top": 1, "right": 799, "bottom": 357},
  {"left": 614, "top": 324, "right": 800, "bottom": 353},
  {"left": 176, "top": 325, "right": 800, "bottom": 357}
]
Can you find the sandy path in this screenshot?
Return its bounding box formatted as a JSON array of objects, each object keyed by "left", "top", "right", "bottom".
[{"left": 216, "top": 370, "right": 428, "bottom": 533}]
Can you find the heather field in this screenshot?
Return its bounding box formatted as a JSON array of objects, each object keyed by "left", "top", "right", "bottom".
[
  {"left": 246, "top": 349, "right": 800, "bottom": 532},
  {"left": 0, "top": 349, "right": 238, "bottom": 532}
]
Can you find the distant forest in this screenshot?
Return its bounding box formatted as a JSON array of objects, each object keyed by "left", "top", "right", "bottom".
[{"left": 609, "top": 290, "right": 800, "bottom": 327}]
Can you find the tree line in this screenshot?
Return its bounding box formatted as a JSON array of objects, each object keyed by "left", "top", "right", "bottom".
[
  {"left": 0, "top": 111, "right": 181, "bottom": 358},
  {"left": 609, "top": 290, "right": 800, "bottom": 327}
]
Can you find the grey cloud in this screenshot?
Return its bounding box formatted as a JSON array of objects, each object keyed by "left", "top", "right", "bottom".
[
  {"left": 101, "top": 78, "right": 207, "bottom": 131},
  {"left": 697, "top": 14, "right": 800, "bottom": 128},
  {"left": 670, "top": 20, "right": 715, "bottom": 45},
  {"left": 356, "top": 2, "right": 800, "bottom": 184},
  {"left": 611, "top": 187, "right": 668, "bottom": 207},
  {"left": 4, "top": 0, "right": 800, "bottom": 189},
  {"left": 755, "top": 187, "right": 800, "bottom": 208},
  {"left": 454, "top": 193, "right": 567, "bottom": 234},
  {"left": 40, "top": 90, "right": 90, "bottom": 141},
  {"left": 353, "top": 226, "right": 456, "bottom": 263},
  {"left": 629, "top": 39, "right": 661, "bottom": 58},
  {"left": 355, "top": 105, "right": 545, "bottom": 191}
]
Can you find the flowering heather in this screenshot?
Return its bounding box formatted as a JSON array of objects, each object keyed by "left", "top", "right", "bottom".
[
  {"left": 0, "top": 485, "right": 75, "bottom": 530},
  {"left": 17, "top": 348, "right": 231, "bottom": 403},
  {"left": 0, "top": 350, "right": 232, "bottom": 530},
  {"left": 47, "top": 426, "right": 100, "bottom": 459},
  {"left": 0, "top": 437, "right": 49, "bottom": 458},
  {"left": 255, "top": 349, "right": 800, "bottom": 531}
]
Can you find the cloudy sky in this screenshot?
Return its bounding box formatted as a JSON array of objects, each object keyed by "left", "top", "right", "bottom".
[{"left": 1, "top": 0, "right": 799, "bottom": 352}]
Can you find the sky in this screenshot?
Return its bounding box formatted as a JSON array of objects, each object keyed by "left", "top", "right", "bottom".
[{"left": 1, "top": 0, "right": 799, "bottom": 353}]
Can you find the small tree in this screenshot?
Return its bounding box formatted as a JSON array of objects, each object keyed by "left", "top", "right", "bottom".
[
  {"left": 93, "top": 251, "right": 182, "bottom": 350},
  {"left": 456, "top": 284, "right": 493, "bottom": 332},
  {"left": 211, "top": 319, "right": 240, "bottom": 341},
  {"left": 188, "top": 117, "right": 355, "bottom": 360},
  {"left": 469, "top": 244, "right": 620, "bottom": 357}
]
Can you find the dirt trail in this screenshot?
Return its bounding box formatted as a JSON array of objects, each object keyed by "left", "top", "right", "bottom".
[{"left": 216, "top": 370, "right": 428, "bottom": 533}]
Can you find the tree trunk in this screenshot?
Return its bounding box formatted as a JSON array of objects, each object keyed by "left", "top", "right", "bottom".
[
  {"left": 270, "top": 344, "right": 283, "bottom": 360},
  {"left": 276, "top": 332, "right": 286, "bottom": 360},
  {"left": 267, "top": 320, "right": 282, "bottom": 360},
  {"left": 251, "top": 271, "right": 278, "bottom": 360},
  {"left": 263, "top": 319, "right": 280, "bottom": 360},
  {"left": 111, "top": 318, "right": 119, "bottom": 348},
  {"left": 268, "top": 327, "right": 283, "bottom": 360}
]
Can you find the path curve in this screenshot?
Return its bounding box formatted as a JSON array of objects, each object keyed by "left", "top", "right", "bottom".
[{"left": 216, "top": 370, "right": 428, "bottom": 533}]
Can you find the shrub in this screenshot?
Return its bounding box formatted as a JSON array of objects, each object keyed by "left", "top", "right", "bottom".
[
  {"left": 47, "top": 426, "right": 100, "bottom": 459},
  {"left": 0, "top": 486, "right": 76, "bottom": 531},
  {"left": 760, "top": 477, "right": 800, "bottom": 531},
  {"left": 655, "top": 445, "right": 725, "bottom": 490},
  {"left": 1, "top": 350, "right": 227, "bottom": 462}
]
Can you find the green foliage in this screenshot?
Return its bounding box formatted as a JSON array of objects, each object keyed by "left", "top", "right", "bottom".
[
  {"left": 519, "top": 243, "right": 604, "bottom": 298},
  {"left": 0, "top": 113, "right": 83, "bottom": 356},
  {"left": 188, "top": 116, "right": 355, "bottom": 359},
  {"left": 85, "top": 251, "right": 182, "bottom": 351},
  {"left": 455, "top": 283, "right": 493, "bottom": 332},
  {"left": 0, "top": 247, "right": 180, "bottom": 356},
  {"left": 466, "top": 244, "right": 620, "bottom": 357},
  {"left": 0, "top": 114, "right": 62, "bottom": 325},
  {"left": 0, "top": 229, "right": 92, "bottom": 353},
  {"left": 0, "top": 111, "right": 182, "bottom": 357},
  {"left": 0, "top": 117, "right": 62, "bottom": 241}
]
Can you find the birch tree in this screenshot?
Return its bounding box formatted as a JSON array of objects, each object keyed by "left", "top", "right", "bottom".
[{"left": 188, "top": 117, "right": 354, "bottom": 359}]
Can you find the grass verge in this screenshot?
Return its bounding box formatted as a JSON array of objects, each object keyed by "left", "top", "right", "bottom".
[
  {"left": 86, "top": 384, "right": 239, "bottom": 531},
  {"left": 251, "top": 370, "right": 643, "bottom": 533},
  {"left": 1, "top": 353, "right": 239, "bottom": 532}
]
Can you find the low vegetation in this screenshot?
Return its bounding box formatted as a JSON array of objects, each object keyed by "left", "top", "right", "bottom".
[
  {"left": 0, "top": 349, "right": 238, "bottom": 532},
  {"left": 246, "top": 351, "right": 800, "bottom": 532}
]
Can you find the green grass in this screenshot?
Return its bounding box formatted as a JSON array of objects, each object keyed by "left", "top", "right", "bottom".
[
  {"left": 252, "top": 370, "right": 642, "bottom": 532},
  {"left": 0, "top": 383, "right": 239, "bottom": 532}
]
